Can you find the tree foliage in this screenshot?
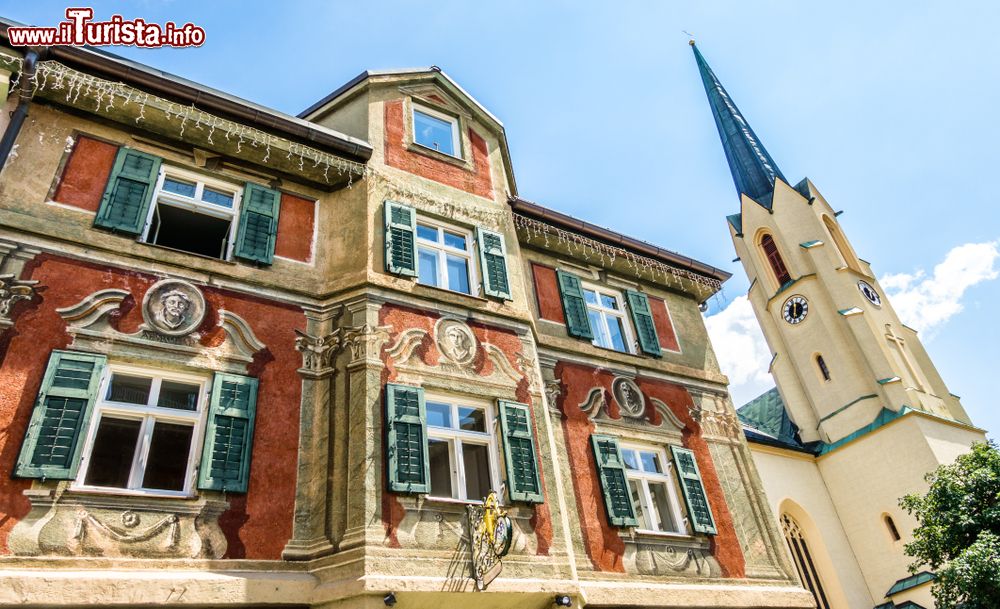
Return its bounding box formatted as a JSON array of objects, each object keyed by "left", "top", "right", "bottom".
[{"left": 899, "top": 440, "right": 1000, "bottom": 608}]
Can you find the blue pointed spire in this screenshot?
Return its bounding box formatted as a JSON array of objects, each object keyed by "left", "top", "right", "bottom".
[{"left": 691, "top": 41, "right": 785, "bottom": 207}]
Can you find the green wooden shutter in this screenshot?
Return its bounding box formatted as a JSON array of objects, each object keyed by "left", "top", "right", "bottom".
[
  {"left": 590, "top": 434, "right": 637, "bottom": 527},
  {"left": 498, "top": 401, "right": 543, "bottom": 503},
  {"left": 625, "top": 290, "right": 662, "bottom": 357},
  {"left": 384, "top": 200, "right": 418, "bottom": 277},
  {"left": 477, "top": 227, "right": 512, "bottom": 300},
  {"left": 14, "top": 350, "right": 106, "bottom": 480},
  {"left": 197, "top": 373, "right": 259, "bottom": 493},
  {"left": 234, "top": 183, "right": 281, "bottom": 265},
  {"left": 385, "top": 383, "right": 430, "bottom": 493},
  {"left": 556, "top": 270, "right": 594, "bottom": 340},
  {"left": 93, "top": 147, "right": 161, "bottom": 235},
  {"left": 670, "top": 445, "right": 717, "bottom": 535}
]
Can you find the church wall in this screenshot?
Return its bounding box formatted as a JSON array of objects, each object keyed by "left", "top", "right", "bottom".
[
  {"left": 815, "top": 414, "right": 986, "bottom": 604},
  {"left": 748, "top": 445, "right": 874, "bottom": 609}
]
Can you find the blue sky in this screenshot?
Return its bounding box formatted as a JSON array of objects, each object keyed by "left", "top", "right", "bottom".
[{"left": 5, "top": 2, "right": 999, "bottom": 436}]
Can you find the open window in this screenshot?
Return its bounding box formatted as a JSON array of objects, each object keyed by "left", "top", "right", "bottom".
[{"left": 141, "top": 168, "right": 242, "bottom": 260}]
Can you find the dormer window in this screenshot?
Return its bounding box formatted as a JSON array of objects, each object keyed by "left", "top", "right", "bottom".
[{"left": 413, "top": 104, "right": 460, "bottom": 158}]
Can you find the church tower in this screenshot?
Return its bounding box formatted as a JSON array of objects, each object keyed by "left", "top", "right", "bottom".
[{"left": 692, "top": 41, "right": 986, "bottom": 609}]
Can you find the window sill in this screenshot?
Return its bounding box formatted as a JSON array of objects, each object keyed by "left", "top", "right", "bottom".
[
  {"left": 68, "top": 485, "right": 197, "bottom": 501},
  {"left": 140, "top": 241, "right": 237, "bottom": 265},
  {"left": 412, "top": 280, "right": 490, "bottom": 304},
  {"left": 407, "top": 141, "right": 472, "bottom": 170}
]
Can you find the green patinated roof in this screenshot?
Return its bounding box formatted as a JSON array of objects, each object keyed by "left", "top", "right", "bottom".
[
  {"left": 737, "top": 388, "right": 801, "bottom": 448},
  {"left": 815, "top": 406, "right": 914, "bottom": 456},
  {"left": 887, "top": 571, "right": 935, "bottom": 597}
]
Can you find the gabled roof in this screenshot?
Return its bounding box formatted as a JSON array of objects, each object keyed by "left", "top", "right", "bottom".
[
  {"left": 887, "top": 571, "right": 935, "bottom": 597},
  {"left": 298, "top": 67, "right": 503, "bottom": 128}
]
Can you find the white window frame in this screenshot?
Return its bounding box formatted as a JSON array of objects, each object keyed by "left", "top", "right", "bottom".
[
  {"left": 73, "top": 364, "right": 210, "bottom": 498},
  {"left": 415, "top": 216, "right": 479, "bottom": 296},
  {"left": 412, "top": 103, "right": 462, "bottom": 158},
  {"left": 424, "top": 393, "right": 503, "bottom": 504},
  {"left": 620, "top": 443, "right": 688, "bottom": 535},
  {"left": 140, "top": 166, "right": 244, "bottom": 261},
  {"left": 582, "top": 282, "right": 635, "bottom": 354}
]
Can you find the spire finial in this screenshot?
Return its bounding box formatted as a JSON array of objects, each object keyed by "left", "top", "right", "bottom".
[{"left": 691, "top": 43, "right": 785, "bottom": 208}]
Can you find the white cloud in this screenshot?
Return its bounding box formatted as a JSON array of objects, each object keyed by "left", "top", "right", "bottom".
[
  {"left": 880, "top": 240, "right": 999, "bottom": 335},
  {"left": 704, "top": 295, "right": 772, "bottom": 388}
]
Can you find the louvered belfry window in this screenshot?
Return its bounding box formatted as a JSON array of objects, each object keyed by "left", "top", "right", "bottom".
[{"left": 761, "top": 234, "right": 792, "bottom": 285}]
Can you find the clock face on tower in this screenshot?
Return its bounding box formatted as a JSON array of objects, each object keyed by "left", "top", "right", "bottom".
[
  {"left": 858, "top": 280, "right": 882, "bottom": 306},
  {"left": 782, "top": 295, "right": 809, "bottom": 325}
]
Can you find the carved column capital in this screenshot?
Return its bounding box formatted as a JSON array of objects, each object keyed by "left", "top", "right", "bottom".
[
  {"left": 294, "top": 328, "right": 341, "bottom": 378},
  {"left": 342, "top": 323, "right": 392, "bottom": 369},
  {"left": 0, "top": 274, "right": 39, "bottom": 330}
]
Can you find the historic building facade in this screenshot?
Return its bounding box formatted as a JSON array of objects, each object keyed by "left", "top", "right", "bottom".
[
  {"left": 0, "top": 26, "right": 814, "bottom": 608},
  {"left": 689, "top": 42, "right": 988, "bottom": 609}
]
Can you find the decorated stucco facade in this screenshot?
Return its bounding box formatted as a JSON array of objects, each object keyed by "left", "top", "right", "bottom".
[{"left": 0, "top": 32, "right": 811, "bottom": 608}]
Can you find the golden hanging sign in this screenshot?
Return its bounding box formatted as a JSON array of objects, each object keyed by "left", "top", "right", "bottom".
[{"left": 467, "top": 491, "right": 513, "bottom": 590}]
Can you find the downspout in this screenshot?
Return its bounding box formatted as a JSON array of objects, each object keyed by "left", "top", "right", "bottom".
[{"left": 0, "top": 49, "right": 42, "bottom": 171}]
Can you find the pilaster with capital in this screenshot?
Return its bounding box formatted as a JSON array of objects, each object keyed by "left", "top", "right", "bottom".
[
  {"left": 337, "top": 297, "right": 391, "bottom": 551},
  {"left": 282, "top": 306, "right": 342, "bottom": 560}
]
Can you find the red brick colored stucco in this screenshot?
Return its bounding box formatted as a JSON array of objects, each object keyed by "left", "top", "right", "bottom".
[
  {"left": 531, "top": 263, "right": 565, "bottom": 323},
  {"left": 383, "top": 100, "right": 493, "bottom": 199},
  {"left": 649, "top": 296, "right": 680, "bottom": 352},
  {"left": 0, "top": 254, "right": 304, "bottom": 559},
  {"left": 378, "top": 304, "right": 552, "bottom": 554},
  {"left": 275, "top": 192, "right": 315, "bottom": 263},
  {"left": 555, "top": 360, "right": 745, "bottom": 576},
  {"left": 53, "top": 136, "right": 118, "bottom": 212}
]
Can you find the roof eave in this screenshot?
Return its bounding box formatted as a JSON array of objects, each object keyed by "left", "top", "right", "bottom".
[
  {"left": 509, "top": 196, "right": 732, "bottom": 284},
  {"left": 0, "top": 18, "right": 372, "bottom": 163}
]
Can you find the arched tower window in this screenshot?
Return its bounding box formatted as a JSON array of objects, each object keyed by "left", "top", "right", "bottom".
[
  {"left": 781, "top": 513, "right": 831, "bottom": 609},
  {"left": 823, "top": 215, "right": 862, "bottom": 272},
  {"left": 816, "top": 355, "right": 831, "bottom": 381},
  {"left": 884, "top": 514, "right": 901, "bottom": 542},
  {"left": 760, "top": 234, "right": 792, "bottom": 286}
]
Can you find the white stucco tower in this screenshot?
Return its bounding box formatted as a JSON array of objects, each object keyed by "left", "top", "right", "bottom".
[{"left": 692, "top": 41, "right": 987, "bottom": 609}]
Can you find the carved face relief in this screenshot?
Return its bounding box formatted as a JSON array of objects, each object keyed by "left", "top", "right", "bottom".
[
  {"left": 435, "top": 318, "right": 477, "bottom": 366},
  {"left": 142, "top": 279, "right": 206, "bottom": 336},
  {"left": 612, "top": 377, "right": 646, "bottom": 419}
]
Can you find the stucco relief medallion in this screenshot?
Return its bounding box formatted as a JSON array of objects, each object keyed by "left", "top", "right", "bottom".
[
  {"left": 435, "top": 318, "right": 477, "bottom": 366},
  {"left": 142, "top": 279, "right": 206, "bottom": 336},
  {"left": 612, "top": 377, "right": 646, "bottom": 419}
]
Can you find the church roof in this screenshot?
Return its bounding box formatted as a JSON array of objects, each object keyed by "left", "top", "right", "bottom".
[
  {"left": 691, "top": 41, "right": 786, "bottom": 209},
  {"left": 737, "top": 388, "right": 804, "bottom": 450}
]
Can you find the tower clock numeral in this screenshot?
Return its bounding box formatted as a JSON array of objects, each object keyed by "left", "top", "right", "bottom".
[{"left": 782, "top": 295, "right": 808, "bottom": 325}]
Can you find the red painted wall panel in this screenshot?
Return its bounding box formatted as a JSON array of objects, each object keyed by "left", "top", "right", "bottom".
[
  {"left": 649, "top": 296, "right": 680, "bottom": 352},
  {"left": 377, "top": 304, "right": 553, "bottom": 555},
  {"left": 531, "top": 263, "right": 565, "bottom": 323},
  {"left": 0, "top": 254, "right": 304, "bottom": 559},
  {"left": 52, "top": 136, "right": 118, "bottom": 212},
  {"left": 275, "top": 192, "right": 315, "bottom": 263},
  {"left": 553, "top": 360, "right": 745, "bottom": 576},
  {"left": 383, "top": 100, "right": 494, "bottom": 199}
]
